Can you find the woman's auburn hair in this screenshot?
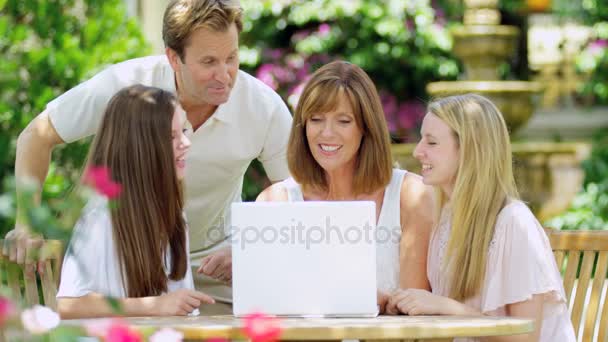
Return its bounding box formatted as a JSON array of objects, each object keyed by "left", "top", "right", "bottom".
[
  {"left": 85, "top": 84, "right": 188, "bottom": 298},
  {"left": 429, "top": 93, "right": 519, "bottom": 301},
  {"left": 287, "top": 60, "right": 393, "bottom": 195}
]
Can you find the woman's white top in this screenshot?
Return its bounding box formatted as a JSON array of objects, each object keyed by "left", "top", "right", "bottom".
[
  {"left": 57, "top": 195, "right": 195, "bottom": 298},
  {"left": 280, "top": 168, "right": 406, "bottom": 293}
]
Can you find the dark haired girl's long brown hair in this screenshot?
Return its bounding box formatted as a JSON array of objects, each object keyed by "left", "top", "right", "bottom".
[{"left": 85, "top": 84, "right": 187, "bottom": 297}]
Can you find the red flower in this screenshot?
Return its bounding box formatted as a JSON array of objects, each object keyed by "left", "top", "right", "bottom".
[
  {"left": 0, "top": 296, "right": 15, "bottom": 326},
  {"left": 242, "top": 312, "right": 282, "bottom": 342},
  {"left": 106, "top": 322, "right": 142, "bottom": 342},
  {"left": 206, "top": 338, "right": 229, "bottom": 342},
  {"left": 84, "top": 166, "right": 122, "bottom": 199}
]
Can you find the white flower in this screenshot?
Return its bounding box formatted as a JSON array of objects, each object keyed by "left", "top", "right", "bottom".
[
  {"left": 21, "top": 305, "right": 60, "bottom": 334},
  {"left": 149, "top": 328, "right": 184, "bottom": 342}
]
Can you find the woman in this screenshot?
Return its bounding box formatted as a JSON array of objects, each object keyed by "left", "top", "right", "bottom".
[
  {"left": 57, "top": 85, "right": 214, "bottom": 318},
  {"left": 387, "top": 94, "right": 575, "bottom": 341},
  {"left": 257, "top": 61, "right": 434, "bottom": 311}
]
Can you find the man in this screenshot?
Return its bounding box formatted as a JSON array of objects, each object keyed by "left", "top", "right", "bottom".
[{"left": 2, "top": 0, "right": 292, "bottom": 314}]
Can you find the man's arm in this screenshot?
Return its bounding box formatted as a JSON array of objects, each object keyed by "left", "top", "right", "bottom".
[{"left": 3, "top": 109, "right": 64, "bottom": 264}]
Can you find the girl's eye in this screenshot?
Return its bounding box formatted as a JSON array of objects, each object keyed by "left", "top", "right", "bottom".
[{"left": 339, "top": 120, "right": 351, "bottom": 124}]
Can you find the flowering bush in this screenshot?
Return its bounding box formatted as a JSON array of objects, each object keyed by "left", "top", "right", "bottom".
[
  {"left": 239, "top": 0, "right": 459, "bottom": 143},
  {"left": 0, "top": 0, "right": 149, "bottom": 235},
  {"left": 576, "top": 23, "right": 608, "bottom": 105}
]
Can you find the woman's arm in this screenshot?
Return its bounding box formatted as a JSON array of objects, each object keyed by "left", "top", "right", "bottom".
[
  {"left": 398, "top": 173, "right": 434, "bottom": 290},
  {"left": 386, "top": 289, "right": 543, "bottom": 342},
  {"left": 57, "top": 289, "right": 215, "bottom": 319}
]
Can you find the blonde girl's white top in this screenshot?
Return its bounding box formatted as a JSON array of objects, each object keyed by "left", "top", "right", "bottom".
[
  {"left": 57, "top": 195, "right": 195, "bottom": 299},
  {"left": 428, "top": 200, "right": 576, "bottom": 342},
  {"left": 280, "top": 168, "right": 407, "bottom": 294}
]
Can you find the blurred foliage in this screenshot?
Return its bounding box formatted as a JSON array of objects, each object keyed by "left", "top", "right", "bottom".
[
  {"left": 549, "top": 0, "right": 608, "bottom": 104},
  {"left": 239, "top": 0, "right": 460, "bottom": 144},
  {"left": 575, "top": 23, "right": 608, "bottom": 105},
  {"left": 0, "top": 0, "right": 149, "bottom": 235},
  {"left": 236, "top": 0, "right": 463, "bottom": 199},
  {"left": 546, "top": 129, "right": 608, "bottom": 230}
]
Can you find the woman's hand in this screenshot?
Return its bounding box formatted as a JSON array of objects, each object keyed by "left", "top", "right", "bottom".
[
  {"left": 377, "top": 290, "right": 389, "bottom": 314},
  {"left": 149, "top": 289, "right": 215, "bottom": 316},
  {"left": 386, "top": 288, "right": 480, "bottom": 316}
]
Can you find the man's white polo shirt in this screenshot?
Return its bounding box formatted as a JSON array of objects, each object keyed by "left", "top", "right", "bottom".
[{"left": 47, "top": 55, "right": 293, "bottom": 254}]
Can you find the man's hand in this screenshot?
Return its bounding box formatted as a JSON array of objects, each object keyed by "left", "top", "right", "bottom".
[
  {"left": 197, "top": 246, "right": 232, "bottom": 283},
  {"left": 2, "top": 225, "right": 45, "bottom": 278}
]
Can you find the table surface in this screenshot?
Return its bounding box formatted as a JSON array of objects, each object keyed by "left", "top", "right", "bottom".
[{"left": 64, "top": 315, "right": 534, "bottom": 340}]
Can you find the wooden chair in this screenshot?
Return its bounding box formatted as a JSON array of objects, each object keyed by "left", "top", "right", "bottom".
[
  {"left": 0, "top": 239, "right": 63, "bottom": 310},
  {"left": 544, "top": 229, "right": 608, "bottom": 342}
]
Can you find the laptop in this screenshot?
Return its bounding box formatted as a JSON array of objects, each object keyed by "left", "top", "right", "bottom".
[{"left": 230, "top": 201, "right": 378, "bottom": 318}]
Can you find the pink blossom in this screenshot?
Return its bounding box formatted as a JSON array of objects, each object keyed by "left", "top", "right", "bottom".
[
  {"left": 380, "top": 91, "right": 398, "bottom": 132},
  {"left": 106, "top": 322, "right": 142, "bottom": 342},
  {"left": 84, "top": 166, "right": 122, "bottom": 199},
  {"left": 20, "top": 305, "right": 60, "bottom": 334},
  {"left": 588, "top": 39, "right": 608, "bottom": 57},
  {"left": 206, "top": 338, "right": 230, "bottom": 342},
  {"left": 84, "top": 318, "right": 120, "bottom": 338},
  {"left": 256, "top": 64, "right": 279, "bottom": 90},
  {"left": 397, "top": 100, "right": 425, "bottom": 130},
  {"left": 242, "top": 312, "right": 282, "bottom": 342},
  {"left": 0, "top": 296, "right": 15, "bottom": 326},
  {"left": 318, "top": 23, "right": 331, "bottom": 37}
]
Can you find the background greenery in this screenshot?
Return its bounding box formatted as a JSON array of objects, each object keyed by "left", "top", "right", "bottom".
[
  {"left": 0, "top": 0, "right": 149, "bottom": 235},
  {"left": 0, "top": 0, "right": 606, "bottom": 235}
]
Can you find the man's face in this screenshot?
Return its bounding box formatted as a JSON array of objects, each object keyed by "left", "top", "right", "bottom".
[{"left": 168, "top": 23, "right": 239, "bottom": 108}]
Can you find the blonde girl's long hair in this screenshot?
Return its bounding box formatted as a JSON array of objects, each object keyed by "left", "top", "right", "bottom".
[
  {"left": 85, "top": 84, "right": 188, "bottom": 298},
  {"left": 428, "top": 93, "right": 519, "bottom": 301}
]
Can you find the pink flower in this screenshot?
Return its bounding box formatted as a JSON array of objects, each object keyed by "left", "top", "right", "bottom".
[
  {"left": 106, "top": 322, "right": 142, "bottom": 342},
  {"left": 318, "top": 23, "right": 331, "bottom": 37},
  {"left": 21, "top": 305, "right": 60, "bottom": 334},
  {"left": 84, "top": 166, "right": 122, "bottom": 199},
  {"left": 588, "top": 39, "right": 608, "bottom": 57},
  {"left": 84, "top": 318, "right": 120, "bottom": 338},
  {"left": 242, "top": 312, "right": 282, "bottom": 342},
  {"left": 0, "top": 296, "right": 15, "bottom": 326},
  {"left": 256, "top": 64, "right": 279, "bottom": 90}
]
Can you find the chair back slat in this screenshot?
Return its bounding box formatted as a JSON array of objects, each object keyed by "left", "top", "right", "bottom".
[
  {"left": 40, "top": 260, "right": 57, "bottom": 309},
  {"left": 599, "top": 291, "right": 608, "bottom": 342},
  {"left": 4, "top": 260, "right": 22, "bottom": 301},
  {"left": 583, "top": 251, "right": 608, "bottom": 341},
  {"left": 571, "top": 251, "right": 596, "bottom": 336},
  {"left": 545, "top": 229, "right": 608, "bottom": 342},
  {"left": 23, "top": 273, "right": 40, "bottom": 306},
  {"left": 554, "top": 250, "right": 566, "bottom": 271},
  {"left": 0, "top": 240, "right": 62, "bottom": 310},
  {"left": 563, "top": 250, "right": 581, "bottom": 303}
]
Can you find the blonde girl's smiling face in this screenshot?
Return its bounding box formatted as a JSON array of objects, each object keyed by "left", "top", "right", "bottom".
[{"left": 413, "top": 112, "right": 460, "bottom": 196}]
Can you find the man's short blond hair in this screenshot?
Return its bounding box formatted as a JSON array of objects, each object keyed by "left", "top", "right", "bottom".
[{"left": 163, "top": 0, "right": 243, "bottom": 60}]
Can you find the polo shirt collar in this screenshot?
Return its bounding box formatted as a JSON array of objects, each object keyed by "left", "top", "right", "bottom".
[{"left": 168, "top": 68, "right": 241, "bottom": 126}]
